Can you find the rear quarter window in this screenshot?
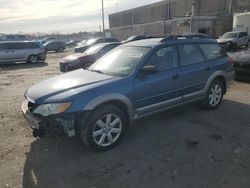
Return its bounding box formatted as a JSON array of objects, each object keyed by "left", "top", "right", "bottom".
[{"left": 199, "top": 44, "right": 227, "bottom": 60}]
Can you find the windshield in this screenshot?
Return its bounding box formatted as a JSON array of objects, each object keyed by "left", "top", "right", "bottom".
[
  {"left": 85, "top": 44, "right": 106, "bottom": 54},
  {"left": 222, "top": 32, "right": 238, "bottom": 39},
  {"left": 86, "top": 38, "right": 98, "bottom": 45},
  {"left": 89, "top": 47, "right": 150, "bottom": 77}
]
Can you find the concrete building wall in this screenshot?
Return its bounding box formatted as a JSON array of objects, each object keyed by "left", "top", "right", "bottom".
[{"left": 109, "top": 0, "right": 250, "bottom": 40}]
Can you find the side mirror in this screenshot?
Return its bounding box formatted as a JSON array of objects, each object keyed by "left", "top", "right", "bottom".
[{"left": 142, "top": 65, "right": 158, "bottom": 75}]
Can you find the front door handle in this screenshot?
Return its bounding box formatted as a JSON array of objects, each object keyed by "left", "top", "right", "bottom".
[{"left": 172, "top": 74, "right": 180, "bottom": 80}]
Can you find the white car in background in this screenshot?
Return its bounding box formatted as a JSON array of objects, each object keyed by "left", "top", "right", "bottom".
[{"left": 217, "top": 31, "right": 249, "bottom": 50}]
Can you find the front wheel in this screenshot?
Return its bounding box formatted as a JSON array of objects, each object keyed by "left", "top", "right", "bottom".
[
  {"left": 202, "top": 80, "right": 224, "bottom": 110},
  {"left": 80, "top": 105, "right": 127, "bottom": 151},
  {"left": 28, "top": 55, "right": 39, "bottom": 64}
]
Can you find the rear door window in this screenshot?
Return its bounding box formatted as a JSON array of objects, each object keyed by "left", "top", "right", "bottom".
[
  {"left": 199, "top": 44, "right": 227, "bottom": 60},
  {"left": 178, "top": 44, "right": 204, "bottom": 66},
  {"left": 5, "top": 43, "right": 23, "bottom": 50},
  {"left": 25, "top": 42, "right": 39, "bottom": 49},
  {"left": 0, "top": 43, "right": 6, "bottom": 51}
]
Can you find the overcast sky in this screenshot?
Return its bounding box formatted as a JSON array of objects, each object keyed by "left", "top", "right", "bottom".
[{"left": 0, "top": 0, "right": 162, "bottom": 34}]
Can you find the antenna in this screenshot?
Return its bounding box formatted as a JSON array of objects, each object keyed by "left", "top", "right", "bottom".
[{"left": 116, "top": 0, "right": 118, "bottom": 12}]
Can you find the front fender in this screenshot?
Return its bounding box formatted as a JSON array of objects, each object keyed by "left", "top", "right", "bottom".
[{"left": 83, "top": 93, "right": 134, "bottom": 124}]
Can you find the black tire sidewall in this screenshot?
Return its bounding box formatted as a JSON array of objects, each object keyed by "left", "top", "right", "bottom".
[
  {"left": 81, "top": 105, "right": 127, "bottom": 151},
  {"left": 28, "top": 55, "right": 38, "bottom": 64},
  {"left": 203, "top": 80, "right": 224, "bottom": 110}
]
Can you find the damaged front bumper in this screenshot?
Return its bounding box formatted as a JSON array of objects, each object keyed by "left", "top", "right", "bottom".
[{"left": 21, "top": 100, "right": 78, "bottom": 138}]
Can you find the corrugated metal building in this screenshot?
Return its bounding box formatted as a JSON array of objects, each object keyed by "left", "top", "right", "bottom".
[{"left": 108, "top": 0, "right": 250, "bottom": 40}]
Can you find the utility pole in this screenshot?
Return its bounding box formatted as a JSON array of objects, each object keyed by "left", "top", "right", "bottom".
[
  {"left": 190, "top": 4, "right": 195, "bottom": 33},
  {"left": 102, "top": 0, "right": 105, "bottom": 38},
  {"left": 229, "top": 0, "right": 233, "bottom": 15}
]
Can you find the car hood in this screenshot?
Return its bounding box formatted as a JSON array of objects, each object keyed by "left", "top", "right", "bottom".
[
  {"left": 75, "top": 44, "right": 89, "bottom": 49},
  {"left": 62, "top": 53, "right": 83, "bottom": 61},
  {"left": 62, "top": 53, "right": 92, "bottom": 61},
  {"left": 217, "top": 38, "right": 234, "bottom": 43},
  {"left": 61, "top": 53, "right": 96, "bottom": 63},
  {"left": 25, "top": 69, "right": 117, "bottom": 103}
]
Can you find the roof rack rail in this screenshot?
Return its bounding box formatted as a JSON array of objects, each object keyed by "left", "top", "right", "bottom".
[{"left": 161, "top": 33, "right": 210, "bottom": 42}]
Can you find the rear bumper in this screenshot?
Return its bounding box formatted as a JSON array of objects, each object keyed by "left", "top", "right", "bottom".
[{"left": 225, "top": 69, "right": 235, "bottom": 88}]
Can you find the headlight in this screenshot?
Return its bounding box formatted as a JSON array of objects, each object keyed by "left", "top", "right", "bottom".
[{"left": 33, "top": 102, "right": 71, "bottom": 116}]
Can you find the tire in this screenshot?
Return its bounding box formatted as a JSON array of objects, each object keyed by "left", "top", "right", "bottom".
[
  {"left": 28, "top": 55, "right": 39, "bottom": 64},
  {"left": 80, "top": 105, "right": 127, "bottom": 151},
  {"left": 246, "top": 41, "right": 249, "bottom": 49},
  {"left": 203, "top": 79, "right": 225, "bottom": 110},
  {"left": 202, "top": 79, "right": 224, "bottom": 110},
  {"left": 58, "top": 48, "right": 64, "bottom": 53}
]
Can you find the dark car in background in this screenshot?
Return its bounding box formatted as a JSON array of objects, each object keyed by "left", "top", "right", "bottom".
[
  {"left": 44, "top": 41, "right": 66, "bottom": 53},
  {"left": 0, "top": 41, "right": 46, "bottom": 64},
  {"left": 229, "top": 49, "right": 250, "bottom": 79},
  {"left": 74, "top": 37, "right": 119, "bottom": 53},
  {"left": 60, "top": 42, "right": 120, "bottom": 72},
  {"left": 41, "top": 37, "right": 56, "bottom": 44},
  {"left": 66, "top": 40, "right": 79, "bottom": 47}
]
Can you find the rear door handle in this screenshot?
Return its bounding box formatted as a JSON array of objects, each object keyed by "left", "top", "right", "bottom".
[{"left": 172, "top": 74, "right": 180, "bottom": 80}]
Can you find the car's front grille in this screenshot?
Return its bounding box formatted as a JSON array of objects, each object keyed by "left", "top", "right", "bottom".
[
  {"left": 28, "top": 102, "right": 39, "bottom": 112},
  {"left": 60, "top": 63, "right": 67, "bottom": 72}
]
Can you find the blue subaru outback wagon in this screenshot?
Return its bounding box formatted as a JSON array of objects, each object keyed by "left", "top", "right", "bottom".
[{"left": 22, "top": 35, "right": 234, "bottom": 151}]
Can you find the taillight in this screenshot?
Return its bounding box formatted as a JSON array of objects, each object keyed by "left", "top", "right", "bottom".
[{"left": 228, "top": 57, "right": 234, "bottom": 65}]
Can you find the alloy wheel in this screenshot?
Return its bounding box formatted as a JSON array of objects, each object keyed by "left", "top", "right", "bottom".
[
  {"left": 92, "top": 113, "right": 122, "bottom": 147},
  {"left": 209, "top": 84, "right": 222, "bottom": 107}
]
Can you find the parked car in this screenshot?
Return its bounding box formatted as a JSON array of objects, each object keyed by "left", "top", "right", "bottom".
[
  {"left": 122, "top": 35, "right": 153, "bottom": 43},
  {"left": 60, "top": 42, "right": 120, "bottom": 72},
  {"left": 41, "top": 37, "right": 56, "bottom": 44},
  {"left": 44, "top": 41, "right": 66, "bottom": 52},
  {"left": 0, "top": 34, "right": 27, "bottom": 41},
  {"left": 22, "top": 35, "right": 234, "bottom": 151},
  {"left": 0, "top": 41, "right": 46, "bottom": 64},
  {"left": 66, "top": 40, "right": 79, "bottom": 47},
  {"left": 74, "top": 37, "right": 119, "bottom": 53},
  {"left": 217, "top": 31, "right": 249, "bottom": 50},
  {"left": 76, "top": 40, "right": 86, "bottom": 46},
  {"left": 230, "top": 50, "right": 250, "bottom": 79}
]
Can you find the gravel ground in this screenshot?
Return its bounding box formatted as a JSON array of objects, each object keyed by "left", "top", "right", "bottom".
[{"left": 0, "top": 48, "right": 250, "bottom": 188}]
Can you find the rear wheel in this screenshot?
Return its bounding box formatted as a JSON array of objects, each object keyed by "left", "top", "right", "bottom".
[
  {"left": 28, "top": 55, "right": 39, "bottom": 64},
  {"left": 57, "top": 48, "right": 64, "bottom": 53},
  {"left": 246, "top": 40, "right": 249, "bottom": 49},
  {"left": 80, "top": 105, "right": 127, "bottom": 151},
  {"left": 203, "top": 79, "right": 224, "bottom": 110}
]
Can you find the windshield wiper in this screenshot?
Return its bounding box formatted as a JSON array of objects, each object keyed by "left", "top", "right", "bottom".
[{"left": 88, "top": 69, "right": 104, "bottom": 74}]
